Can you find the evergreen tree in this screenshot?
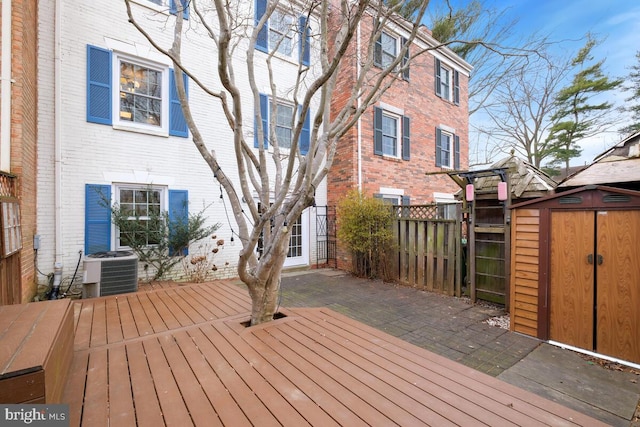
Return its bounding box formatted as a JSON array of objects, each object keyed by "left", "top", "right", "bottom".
[
  {"left": 546, "top": 37, "right": 622, "bottom": 170},
  {"left": 619, "top": 51, "right": 640, "bottom": 136}
]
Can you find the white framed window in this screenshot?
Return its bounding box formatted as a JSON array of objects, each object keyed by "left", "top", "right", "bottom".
[
  {"left": 269, "top": 9, "right": 295, "bottom": 57},
  {"left": 440, "top": 130, "right": 452, "bottom": 167},
  {"left": 435, "top": 127, "right": 460, "bottom": 169},
  {"left": 113, "top": 54, "right": 169, "bottom": 135},
  {"left": 274, "top": 101, "right": 295, "bottom": 149},
  {"left": 256, "top": 94, "right": 311, "bottom": 154},
  {"left": 381, "top": 112, "right": 399, "bottom": 157},
  {"left": 434, "top": 192, "right": 459, "bottom": 220},
  {"left": 114, "top": 185, "right": 167, "bottom": 249},
  {"left": 374, "top": 30, "right": 410, "bottom": 79},
  {"left": 374, "top": 106, "right": 411, "bottom": 160},
  {"left": 435, "top": 58, "right": 460, "bottom": 105},
  {"left": 439, "top": 64, "right": 451, "bottom": 100},
  {"left": 377, "top": 31, "right": 398, "bottom": 68},
  {"left": 255, "top": 1, "right": 310, "bottom": 66}
]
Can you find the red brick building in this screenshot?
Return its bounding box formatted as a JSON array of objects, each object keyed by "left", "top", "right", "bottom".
[
  {"left": 0, "top": 0, "right": 39, "bottom": 303},
  {"left": 328, "top": 16, "right": 471, "bottom": 208}
]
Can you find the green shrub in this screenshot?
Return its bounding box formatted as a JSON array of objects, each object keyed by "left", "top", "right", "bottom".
[
  {"left": 104, "top": 190, "right": 219, "bottom": 281},
  {"left": 337, "top": 190, "right": 394, "bottom": 279}
]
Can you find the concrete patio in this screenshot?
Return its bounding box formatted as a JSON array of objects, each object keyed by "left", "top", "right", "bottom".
[{"left": 279, "top": 269, "right": 640, "bottom": 427}]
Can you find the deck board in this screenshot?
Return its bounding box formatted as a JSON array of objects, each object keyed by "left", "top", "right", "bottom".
[
  {"left": 105, "top": 297, "right": 123, "bottom": 343},
  {"left": 116, "top": 295, "right": 140, "bottom": 340},
  {"left": 108, "top": 346, "right": 136, "bottom": 426},
  {"left": 62, "top": 281, "right": 609, "bottom": 426},
  {"left": 125, "top": 342, "right": 165, "bottom": 427},
  {"left": 172, "top": 330, "right": 252, "bottom": 427}
]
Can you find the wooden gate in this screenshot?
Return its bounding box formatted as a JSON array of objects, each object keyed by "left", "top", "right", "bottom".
[
  {"left": 392, "top": 205, "right": 462, "bottom": 296},
  {"left": 0, "top": 179, "right": 22, "bottom": 305},
  {"left": 550, "top": 210, "right": 640, "bottom": 364}
]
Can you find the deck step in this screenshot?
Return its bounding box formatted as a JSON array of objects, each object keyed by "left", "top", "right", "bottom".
[{"left": 0, "top": 298, "right": 74, "bottom": 403}]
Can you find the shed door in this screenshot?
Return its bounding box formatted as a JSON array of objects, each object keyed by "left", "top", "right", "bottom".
[
  {"left": 550, "top": 210, "right": 640, "bottom": 364},
  {"left": 595, "top": 210, "right": 640, "bottom": 364},
  {"left": 549, "top": 211, "right": 594, "bottom": 350}
]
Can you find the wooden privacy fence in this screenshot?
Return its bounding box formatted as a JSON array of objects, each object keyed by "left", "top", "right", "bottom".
[{"left": 391, "top": 204, "right": 462, "bottom": 296}]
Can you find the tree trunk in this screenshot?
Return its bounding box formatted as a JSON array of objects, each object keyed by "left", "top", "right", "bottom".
[
  {"left": 247, "top": 267, "right": 282, "bottom": 325},
  {"left": 246, "top": 230, "right": 290, "bottom": 325}
]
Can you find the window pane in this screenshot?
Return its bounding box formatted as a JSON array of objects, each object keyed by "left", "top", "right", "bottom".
[
  {"left": 117, "top": 187, "right": 165, "bottom": 248},
  {"left": 440, "top": 66, "right": 451, "bottom": 100},
  {"left": 269, "top": 10, "right": 294, "bottom": 56},
  {"left": 382, "top": 114, "right": 398, "bottom": 156},
  {"left": 381, "top": 32, "right": 397, "bottom": 67},
  {"left": 119, "top": 60, "right": 163, "bottom": 127},
  {"left": 441, "top": 133, "right": 451, "bottom": 167},
  {"left": 275, "top": 103, "right": 294, "bottom": 148}
]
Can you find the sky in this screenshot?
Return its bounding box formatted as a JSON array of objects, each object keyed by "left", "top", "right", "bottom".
[{"left": 439, "top": 0, "right": 640, "bottom": 166}]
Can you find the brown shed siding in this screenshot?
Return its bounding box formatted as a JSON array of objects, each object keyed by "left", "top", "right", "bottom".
[{"left": 510, "top": 209, "right": 540, "bottom": 336}]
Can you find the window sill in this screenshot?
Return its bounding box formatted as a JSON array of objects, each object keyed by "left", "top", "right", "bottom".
[
  {"left": 129, "top": 0, "right": 169, "bottom": 15},
  {"left": 113, "top": 123, "right": 169, "bottom": 138},
  {"left": 436, "top": 96, "right": 459, "bottom": 107},
  {"left": 255, "top": 48, "right": 309, "bottom": 69},
  {"left": 381, "top": 154, "right": 402, "bottom": 162}
]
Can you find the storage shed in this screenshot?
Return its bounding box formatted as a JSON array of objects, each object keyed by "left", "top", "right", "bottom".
[{"left": 509, "top": 185, "right": 640, "bottom": 365}]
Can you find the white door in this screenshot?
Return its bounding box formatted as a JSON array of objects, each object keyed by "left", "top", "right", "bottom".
[{"left": 283, "top": 209, "right": 309, "bottom": 267}]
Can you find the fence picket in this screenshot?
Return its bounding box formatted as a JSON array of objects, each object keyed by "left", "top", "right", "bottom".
[{"left": 392, "top": 204, "right": 460, "bottom": 296}]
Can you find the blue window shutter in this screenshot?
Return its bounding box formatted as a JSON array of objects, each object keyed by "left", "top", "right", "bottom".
[
  {"left": 453, "top": 70, "right": 460, "bottom": 105},
  {"left": 169, "top": 190, "right": 189, "bottom": 256},
  {"left": 170, "top": 0, "right": 189, "bottom": 20},
  {"left": 255, "top": 0, "right": 268, "bottom": 53},
  {"left": 169, "top": 69, "right": 189, "bottom": 137},
  {"left": 374, "top": 107, "right": 383, "bottom": 155},
  {"left": 85, "top": 184, "right": 111, "bottom": 255},
  {"left": 299, "top": 16, "right": 310, "bottom": 66},
  {"left": 402, "top": 116, "right": 410, "bottom": 161},
  {"left": 299, "top": 106, "right": 311, "bottom": 155},
  {"left": 401, "top": 37, "right": 410, "bottom": 80},
  {"left": 435, "top": 127, "right": 442, "bottom": 167},
  {"left": 401, "top": 195, "right": 410, "bottom": 206},
  {"left": 255, "top": 93, "right": 269, "bottom": 149},
  {"left": 434, "top": 58, "right": 442, "bottom": 98},
  {"left": 86, "top": 45, "right": 112, "bottom": 125},
  {"left": 454, "top": 135, "right": 460, "bottom": 169}
]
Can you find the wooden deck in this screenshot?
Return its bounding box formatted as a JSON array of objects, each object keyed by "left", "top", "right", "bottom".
[{"left": 63, "top": 281, "right": 608, "bottom": 426}]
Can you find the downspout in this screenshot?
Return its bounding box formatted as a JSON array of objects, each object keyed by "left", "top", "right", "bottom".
[
  {"left": 356, "top": 19, "right": 362, "bottom": 190},
  {"left": 1, "top": 0, "right": 12, "bottom": 172},
  {"left": 54, "top": 0, "right": 63, "bottom": 267}
]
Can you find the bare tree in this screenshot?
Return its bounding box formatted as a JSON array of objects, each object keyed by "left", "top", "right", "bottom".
[
  {"left": 124, "top": 0, "right": 462, "bottom": 325},
  {"left": 477, "top": 46, "right": 574, "bottom": 168}
]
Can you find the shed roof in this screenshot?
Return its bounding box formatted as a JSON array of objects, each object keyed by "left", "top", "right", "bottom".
[
  {"left": 510, "top": 184, "right": 640, "bottom": 210},
  {"left": 473, "top": 156, "right": 556, "bottom": 199},
  {"left": 560, "top": 130, "right": 640, "bottom": 188}
]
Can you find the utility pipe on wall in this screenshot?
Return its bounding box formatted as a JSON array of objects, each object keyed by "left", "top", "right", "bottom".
[
  {"left": 1, "top": 0, "right": 12, "bottom": 172},
  {"left": 54, "top": 0, "right": 63, "bottom": 267},
  {"left": 356, "top": 19, "right": 362, "bottom": 190}
]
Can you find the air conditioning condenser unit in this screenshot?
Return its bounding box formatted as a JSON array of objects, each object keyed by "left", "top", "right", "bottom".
[{"left": 82, "top": 251, "right": 138, "bottom": 298}]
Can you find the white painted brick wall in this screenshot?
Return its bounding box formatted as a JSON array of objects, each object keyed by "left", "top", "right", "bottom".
[{"left": 37, "top": 0, "right": 326, "bottom": 284}]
